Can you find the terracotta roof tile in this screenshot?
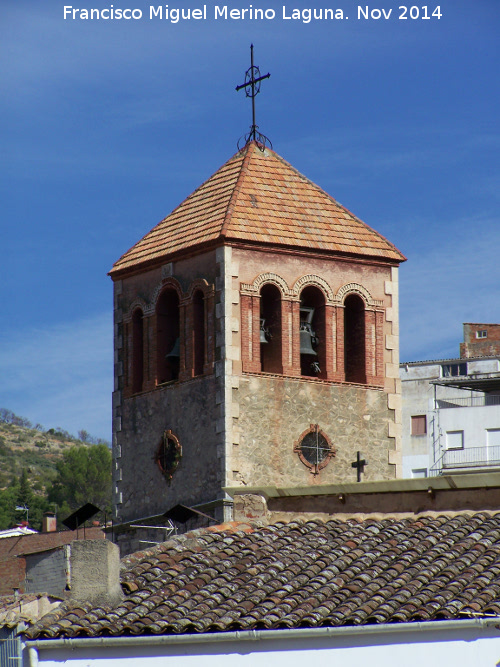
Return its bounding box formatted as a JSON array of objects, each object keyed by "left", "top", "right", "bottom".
[
  {"left": 26, "top": 513, "right": 500, "bottom": 639},
  {"left": 110, "top": 142, "right": 405, "bottom": 277}
]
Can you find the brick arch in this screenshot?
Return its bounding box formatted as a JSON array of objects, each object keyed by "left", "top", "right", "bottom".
[
  {"left": 155, "top": 279, "right": 182, "bottom": 384},
  {"left": 151, "top": 277, "right": 184, "bottom": 310},
  {"left": 240, "top": 272, "right": 290, "bottom": 375},
  {"left": 241, "top": 272, "right": 291, "bottom": 297},
  {"left": 344, "top": 292, "right": 366, "bottom": 384},
  {"left": 182, "top": 279, "right": 215, "bottom": 379},
  {"left": 124, "top": 298, "right": 150, "bottom": 322},
  {"left": 335, "top": 282, "right": 377, "bottom": 308},
  {"left": 335, "top": 283, "right": 385, "bottom": 386},
  {"left": 292, "top": 275, "right": 335, "bottom": 304},
  {"left": 183, "top": 278, "right": 214, "bottom": 302},
  {"left": 123, "top": 300, "right": 149, "bottom": 397}
]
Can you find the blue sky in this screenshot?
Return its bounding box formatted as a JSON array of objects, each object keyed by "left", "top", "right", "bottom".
[{"left": 1, "top": 0, "right": 498, "bottom": 440}]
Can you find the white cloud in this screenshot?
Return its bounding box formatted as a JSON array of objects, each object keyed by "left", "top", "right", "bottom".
[{"left": 0, "top": 313, "right": 112, "bottom": 440}]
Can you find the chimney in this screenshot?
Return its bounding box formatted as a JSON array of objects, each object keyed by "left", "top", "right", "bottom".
[
  {"left": 69, "top": 540, "right": 123, "bottom": 605},
  {"left": 42, "top": 511, "right": 57, "bottom": 533},
  {"left": 25, "top": 540, "right": 123, "bottom": 605}
]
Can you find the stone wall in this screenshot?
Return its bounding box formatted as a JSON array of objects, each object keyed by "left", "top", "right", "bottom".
[
  {"left": 231, "top": 374, "right": 396, "bottom": 488},
  {"left": 112, "top": 242, "right": 402, "bottom": 526},
  {"left": 112, "top": 249, "right": 222, "bottom": 523},
  {"left": 25, "top": 547, "right": 68, "bottom": 598},
  {"left": 115, "top": 374, "right": 221, "bottom": 523}
]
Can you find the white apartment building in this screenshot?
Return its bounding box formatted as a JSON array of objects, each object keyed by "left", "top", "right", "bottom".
[{"left": 401, "top": 324, "right": 500, "bottom": 478}]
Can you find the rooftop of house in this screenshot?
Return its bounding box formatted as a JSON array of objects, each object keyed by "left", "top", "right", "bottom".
[
  {"left": 0, "top": 525, "right": 37, "bottom": 539},
  {"left": 25, "top": 510, "right": 500, "bottom": 639},
  {"left": 110, "top": 141, "right": 405, "bottom": 278},
  {"left": 0, "top": 593, "right": 61, "bottom": 628}
]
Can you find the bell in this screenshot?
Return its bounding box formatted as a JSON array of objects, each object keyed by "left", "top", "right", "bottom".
[
  {"left": 166, "top": 337, "right": 180, "bottom": 359},
  {"left": 260, "top": 318, "right": 270, "bottom": 344},
  {"left": 299, "top": 306, "right": 317, "bottom": 356},
  {"left": 300, "top": 324, "right": 317, "bottom": 356}
]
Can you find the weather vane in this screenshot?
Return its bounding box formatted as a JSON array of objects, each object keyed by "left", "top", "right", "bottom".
[{"left": 236, "top": 44, "right": 272, "bottom": 151}]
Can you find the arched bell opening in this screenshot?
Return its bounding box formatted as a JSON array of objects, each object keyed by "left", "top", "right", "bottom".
[
  {"left": 260, "top": 283, "right": 282, "bottom": 374},
  {"left": 344, "top": 293, "right": 366, "bottom": 384},
  {"left": 192, "top": 289, "right": 205, "bottom": 377},
  {"left": 157, "top": 289, "right": 180, "bottom": 383},
  {"left": 299, "top": 286, "right": 326, "bottom": 378},
  {"left": 131, "top": 308, "right": 144, "bottom": 394}
]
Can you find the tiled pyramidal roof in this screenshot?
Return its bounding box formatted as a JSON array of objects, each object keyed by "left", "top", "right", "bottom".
[
  {"left": 110, "top": 142, "right": 405, "bottom": 276},
  {"left": 27, "top": 513, "right": 500, "bottom": 638}
]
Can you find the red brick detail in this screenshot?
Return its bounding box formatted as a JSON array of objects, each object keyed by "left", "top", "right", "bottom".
[
  {"left": 260, "top": 284, "right": 283, "bottom": 374},
  {"left": 335, "top": 305, "right": 345, "bottom": 382},
  {"left": 281, "top": 300, "right": 294, "bottom": 376},
  {"left": 374, "top": 310, "right": 385, "bottom": 387},
  {"left": 365, "top": 309, "right": 376, "bottom": 385},
  {"left": 240, "top": 282, "right": 386, "bottom": 388},
  {"left": 251, "top": 296, "right": 262, "bottom": 372},
  {"left": 241, "top": 294, "right": 259, "bottom": 373},
  {"left": 461, "top": 323, "right": 500, "bottom": 358},
  {"left": 240, "top": 293, "right": 250, "bottom": 371},
  {"left": 180, "top": 288, "right": 213, "bottom": 380},
  {"left": 324, "top": 304, "right": 336, "bottom": 381},
  {"left": 344, "top": 294, "right": 366, "bottom": 384},
  {"left": 290, "top": 300, "right": 302, "bottom": 375}
]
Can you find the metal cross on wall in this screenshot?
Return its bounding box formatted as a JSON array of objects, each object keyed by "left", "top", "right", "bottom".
[
  {"left": 351, "top": 451, "right": 368, "bottom": 482},
  {"left": 236, "top": 44, "right": 272, "bottom": 150}
]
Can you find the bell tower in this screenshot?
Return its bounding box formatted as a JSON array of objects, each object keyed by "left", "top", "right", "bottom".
[
  {"left": 110, "top": 48, "right": 405, "bottom": 540},
  {"left": 110, "top": 140, "right": 406, "bottom": 532}
]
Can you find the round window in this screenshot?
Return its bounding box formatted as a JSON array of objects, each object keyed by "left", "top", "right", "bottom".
[
  {"left": 294, "top": 424, "right": 335, "bottom": 474},
  {"left": 155, "top": 430, "right": 182, "bottom": 481}
]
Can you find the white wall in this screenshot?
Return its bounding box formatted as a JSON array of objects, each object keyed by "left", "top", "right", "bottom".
[
  {"left": 401, "top": 357, "right": 500, "bottom": 476},
  {"left": 437, "top": 405, "right": 500, "bottom": 450},
  {"left": 34, "top": 625, "right": 500, "bottom": 667}
]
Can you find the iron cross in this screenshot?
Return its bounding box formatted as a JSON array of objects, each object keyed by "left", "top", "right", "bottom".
[
  {"left": 351, "top": 451, "right": 367, "bottom": 482},
  {"left": 236, "top": 44, "right": 270, "bottom": 145}
]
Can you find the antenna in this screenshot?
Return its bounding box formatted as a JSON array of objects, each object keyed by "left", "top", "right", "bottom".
[{"left": 15, "top": 504, "right": 29, "bottom": 524}]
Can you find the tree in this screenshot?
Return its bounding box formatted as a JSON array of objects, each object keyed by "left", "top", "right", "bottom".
[
  {"left": 0, "top": 472, "right": 49, "bottom": 531},
  {"left": 17, "top": 468, "right": 33, "bottom": 509},
  {"left": 48, "top": 444, "right": 112, "bottom": 515},
  {"left": 0, "top": 482, "right": 19, "bottom": 530}
]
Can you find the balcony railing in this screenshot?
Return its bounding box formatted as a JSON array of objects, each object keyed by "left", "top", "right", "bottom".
[
  {"left": 436, "top": 395, "right": 500, "bottom": 409},
  {"left": 430, "top": 445, "right": 500, "bottom": 476}
]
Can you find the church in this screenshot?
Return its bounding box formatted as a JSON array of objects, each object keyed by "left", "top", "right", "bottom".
[
  {"left": 20, "top": 54, "right": 500, "bottom": 667},
  {"left": 109, "top": 134, "right": 406, "bottom": 534}
]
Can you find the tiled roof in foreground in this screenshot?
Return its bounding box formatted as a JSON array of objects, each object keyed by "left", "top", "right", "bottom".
[
  {"left": 26, "top": 513, "right": 500, "bottom": 638},
  {"left": 110, "top": 142, "right": 405, "bottom": 276}
]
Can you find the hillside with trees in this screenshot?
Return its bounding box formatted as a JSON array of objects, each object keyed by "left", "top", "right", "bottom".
[{"left": 0, "top": 409, "right": 112, "bottom": 531}]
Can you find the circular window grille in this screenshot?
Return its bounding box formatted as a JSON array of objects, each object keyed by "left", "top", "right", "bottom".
[
  {"left": 294, "top": 424, "right": 335, "bottom": 475},
  {"left": 155, "top": 430, "right": 182, "bottom": 481}
]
